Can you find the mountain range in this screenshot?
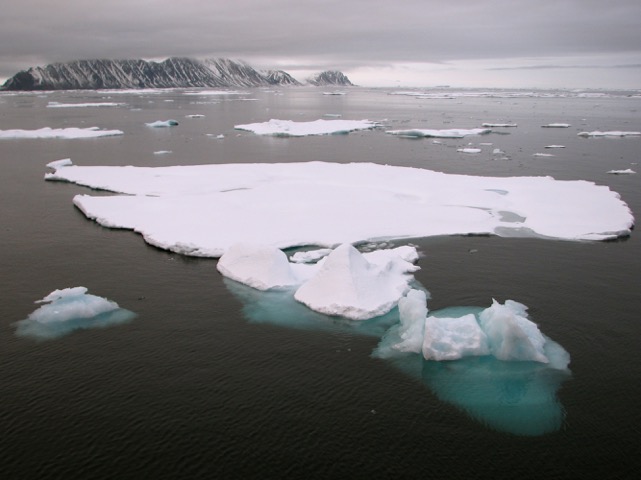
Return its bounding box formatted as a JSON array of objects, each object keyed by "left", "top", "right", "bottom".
[{"left": 1, "top": 57, "right": 354, "bottom": 90}]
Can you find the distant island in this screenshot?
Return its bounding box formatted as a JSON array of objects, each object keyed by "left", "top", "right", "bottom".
[{"left": 1, "top": 57, "right": 355, "bottom": 91}]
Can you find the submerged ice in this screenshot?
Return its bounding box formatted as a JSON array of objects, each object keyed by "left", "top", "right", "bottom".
[
  {"left": 14, "top": 287, "right": 136, "bottom": 340},
  {"left": 44, "top": 160, "right": 634, "bottom": 257}
]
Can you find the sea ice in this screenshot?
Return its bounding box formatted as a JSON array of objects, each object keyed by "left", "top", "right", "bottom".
[
  {"left": 578, "top": 130, "right": 641, "bottom": 137},
  {"left": 146, "top": 120, "right": 179, "bottom": 127},
  {"left": 482, "top": 123, "right": 517, "bottom": 127},
  {"left": 457, "top": 148, "right": 482, "bottom": 154},
  {"left": 545, "top": 145, "right": 565, "bottom": 149},
  {"left": 47, "top": 102, "right": 125, "bottom": 108},
  {"left": 386, "top": 128, "right": 492, "bottom": 138},
  {"left": 533, "top": 153, "right": 555, "bottom": 157},
  {"left": 607, "top": 168, "right": 636, "bottom": 174},
  {"left": 234, "top": 118, "right": 378, "bottom": 136},
  {"left": 14, "top": 287, "right": 136, "bottom": 340},
  {"left": 217, "top": 243, "right": 419, "bottom": 320},
  {"left": 45, "top": 160, "right": 634, "bottom": 257},
  {"left": 0, "top": 127, "right": 123, "bottom": 139},
  {"left": 542, "top": 123, "right": 571, "bottom": 128}
]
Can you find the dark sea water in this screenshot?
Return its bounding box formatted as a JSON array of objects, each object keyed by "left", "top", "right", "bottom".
[{"left": 1, "top": 87, "right": 640, "bottom": 479}]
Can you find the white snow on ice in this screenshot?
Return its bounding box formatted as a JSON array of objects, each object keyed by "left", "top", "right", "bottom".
[
  {"left": 0, "top": 127, "right": 123, "bottom": 139},
  {"left": 13, "top": 287, "right": 136, "bottom": 340},
  {"left": 44, "top": 160, "right": 634, "bottom": 257},
  {"left": 234, "top": 119, "right": 378, "bottom": 136}
]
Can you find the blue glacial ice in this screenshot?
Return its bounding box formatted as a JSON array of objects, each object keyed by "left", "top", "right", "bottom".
[
  {"left": 14, "top": 287, "right": 136, "bottom": 340},
  {"left": 374, "top": 290, "right": 571, "bottom": 436}
]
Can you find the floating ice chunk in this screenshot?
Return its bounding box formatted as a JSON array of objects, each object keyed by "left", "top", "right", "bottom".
[
  {"left": 392, "top": 289, "right": 429, "bottom": 354},
  {"left": 153, "top": 150, "right": 172, "bottom": 155},
  {"left": 290, "top": 248, "right": 333, "bottom": 263},
  {"left": 457, "top": 148, "right": 482, "bottom": 154},
  {"left": 0, "top": 127, "right": 123, "bottom": 139},
  {"left": 47, "top": 102, "right": 125, "bottom": 108},
  {"left": 46, "top": 158, "right": 73, "bottom": 169},
  {"left": 185, "top": 114, "right": 205, "bottom": 118},
  {"left": 482, "top": 123, "right": 517, "bottom": 127},
  {"left": 293, "top": 244, "right": 419, "bottom": 320},
  {"left": 478, "top": 299, "right": 549, "bottom": 364},
  {"left": 183, "top": 90, "right": 246, "bottom": 96},
  {"left": 533, "top": 153, "right": 555, "bottom": 157},
  {"left": 234, "top": 118, "right": 378, "bottom": 136},
  {"left": 386, "top": 128, "right": 491, "bottom": 138},
  {"left": 542, "top": 123, "right": 571, "bottom": 128},
  {"left": 14, "top": 287, "right": 136, "bottom": 340},
  {"left": 607, "top": 168, "right": 636, "bottom": 174},
  {"left": 492, "top": 148, "right": 505, "bottom": 155},
  {"left": 545, "top": 145, "right": 565, "bottom": 149},
  {"left": 146, "top": 120, "right": 179, "bottom": 127},
  {"left": 322, "top": 91, "right": 346, "bottom": 95},
  {"left": 217, "top": 243, "right": 310, "bottom": 290},
  {"left": 578, "top": 130, "right": 641, "bottom": 137}
]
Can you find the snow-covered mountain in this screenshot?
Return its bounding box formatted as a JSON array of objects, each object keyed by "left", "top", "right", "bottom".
[
  {"left": 307, "top": 71, "right": 354, "bottom": 86},
  {"left": 1, "top": 57, "right": 304, "bottom": 90}
]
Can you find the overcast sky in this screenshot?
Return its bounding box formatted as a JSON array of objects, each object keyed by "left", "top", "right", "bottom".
[{"left": 1, "top": 0, "right": 640, "bottom": 89}]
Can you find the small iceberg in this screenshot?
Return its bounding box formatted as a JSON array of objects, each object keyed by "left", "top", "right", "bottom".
[
  {"left": 146, "top": 119, "right": 179, "bottom": 128},
  {"left": 14, "top": 287, "right": 136, "bottom": 340},
  {"left": 234, "top": 118, "right": 378, "bottom": 137},
  {"left": 386, "top": 128, "right": 492, "bottom": 138},
  {"left": 457, "top": 148, "right": 482, "bottom": 154},
  {"left": 607, "top": 169, "right": 636, "bottom": 175}
]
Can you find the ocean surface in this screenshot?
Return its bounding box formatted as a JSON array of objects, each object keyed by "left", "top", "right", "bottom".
[{"left": 1, "top": 87, "right": 640, "bottom": 479}]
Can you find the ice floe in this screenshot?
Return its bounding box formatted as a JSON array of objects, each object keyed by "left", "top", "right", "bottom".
[
  {"left": 13, "top": 287, "right": 136, "bottom": 340},
  {"left": 153, "top": 150, "right": 172, "bottom": 155},
  {"left": 578, "top": 130, "right": 641, "bottom": 137},
  {"left": 234, "top": 118, "right": 378, "bottom": 136},
  {"left": 183, "top": 90, "right": 246, "bottom": 96},
  {"left": 386, "top": 128, "right": 492, "bottom": 138},
  {"left": 542, "top": 123, "right": 571, "bottom": 128},
  {"left": 482, "top": 123, "right": 517, "bottom": 128},
  {"left": 47, "top": 102, "right": 126, "bottom": 108},
  {"left": 44, "top": 160, "right": 634, "bottom": 257},
  {"left": 533, "top": 153, "right": 555, "bottom": 157},
  {"left": 607, "top": 168, "right": 636, "bottom": 174},
  {"left": 146, "top": 119, "right": 179, "bottom": 128},
  {"left": 0, "top": 127, "right": 123, "bottom": 139},
  {"left": 545, "top": 145, "right": 565, "bottom": 149},
  {"left": 457, "top": 148, "right": 482, "bottom": 154}
]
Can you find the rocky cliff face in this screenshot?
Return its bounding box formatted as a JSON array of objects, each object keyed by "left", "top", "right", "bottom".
[
  {"left": 307, "top": 70, "right": 354, "bottom": 86},
  {"left": 1, "top": 57, "right": 304, "bottom": 90}
]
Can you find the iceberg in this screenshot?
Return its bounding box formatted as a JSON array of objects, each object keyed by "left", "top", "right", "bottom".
[
  {"left": 217, "top": 243, "right": 419, "bottom": 320},
  {"left": 374, "top": 291, "right": 571, "bottom": 435},
  {"left": 14, "top": 287, "right": 136, "bottom": 340},
  {"left": 45, "top": 160, "right": 634, "bottom": 257},
  {"left": 607, "top": 168, "right": 636, "bottom": 174},
  {"left": 146, "top": 119, "right": 179, "bottom": 127},
  {"left": 0, "top": 127, "right": 123, "bottom": 139},
  {"left": 386, "top": 128, "right": 491, "bottom": 138},
  {"left": 234, "top": 118, "right": 378, "bottom": 136}
]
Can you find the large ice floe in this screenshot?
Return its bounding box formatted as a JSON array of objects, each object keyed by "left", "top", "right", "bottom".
[
  {"left": 45, "top": 160, "right": 634, "bottom": 257},
  {"left": 0, "top": 127, "right": 123, "bottom": 139},
  {"left": 234, "top": 118, "right": 378, "bottom": 136},
  {"left": 14, "top": 287, "right": 136, "bottom": 340},
  {"left": 578, "top": 130, "right": 641, "bottom": 137},
  {"left": 374, "top": 289, "right": 571, "bottom": 436}
]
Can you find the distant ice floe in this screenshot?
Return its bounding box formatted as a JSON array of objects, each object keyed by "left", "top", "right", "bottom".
[
  {"left": 218, "top": 243, "right": 418, "bottom": 320},
  {"left": 386, "top": 128, "right": 492, "bottom": 138},
  {"left": 482, "top": 123, "right": 517, "bottom": 128},
  {"left": 578, "top": 130, "right": 641, "bottom": 137},
  {"left": 542, "top": 123, "right": 571, "bottom": 128},
  {"left": 146, "top": 119, "right": 179, "bottom": 128},
  {"left": 14, "top": 287, "right": 136, "bottom": 340},
  {"left": 153, "top": 150, "right": 172, "bottom": 155},
  {"left": 0, "top": 127, "right": 123, "bottom": 139},
  {"left": 607, "top": 168, "right": 636, "bottom": 174},
  {"left": 322, "top": 91, "right": 346, "bottom": 96},
  {"left": 457, "top": 148, "right": 482, "bottom": 154},
  {"left": 234, "top": 118, "right": 378, "bottom": 136},
  {"left": 44, "top": 160, "right": 634, "bottom": 257},
  {"left": 545, "top": 145, "right": 565, "bottom": 149},
  {"left": 185, "top": 114, "right": 205, "bottom": 118},
  {"left": 183, "top": 90, "right": 246, "bottom": 96},
  {"left": 533, "top": 153, "right": 555, "bottom": 157},
  {"left": 47, "top": 102, "right": 126, "bottom": 108}
]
